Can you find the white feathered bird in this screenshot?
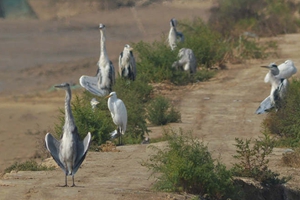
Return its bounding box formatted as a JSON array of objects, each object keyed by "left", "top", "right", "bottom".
[{"left": 106, "top": 91, "right": 127, "bottom": 145}]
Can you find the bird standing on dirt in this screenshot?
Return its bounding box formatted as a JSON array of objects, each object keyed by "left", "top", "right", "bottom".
[
  {"left": 118, "top": 44, "right": 137, "bottom": 81},
  {"left": 79, "top": 23, "right": 115, "bottom": 96},
  {"left": 256, "top": 63, "right": 289, "bottom": 114},
  {"left": 106, "top": 91, "right": 127, "bottom": 145},
  {"left": 172, "top": 48, "right": 197, "bottom": 74},
  {"left": 45, "top": 83, "right": 91, "bottom": 187},
  {"left": 168, "top": 18, "right": 184, "bottom": 51}
]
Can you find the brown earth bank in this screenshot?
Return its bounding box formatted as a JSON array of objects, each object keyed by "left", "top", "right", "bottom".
[{"left": 0, "top": 0, "right": 300, "bottom": 199}]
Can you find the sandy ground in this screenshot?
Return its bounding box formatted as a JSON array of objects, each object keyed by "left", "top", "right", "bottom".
[{"left": 0, "top": 1, "right": 300, "bottom": 199}]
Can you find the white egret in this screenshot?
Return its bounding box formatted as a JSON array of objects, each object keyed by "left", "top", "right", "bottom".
[
  {"left": 168, "top": 18, "right": 184, "bottom": 51},
  {"left": 256, "top": 64, "right": 288, "bottom": 114},
  {"left": 118, "top": 44, "right": 137, "bottom": 81},
  {"left": 172, "top": 48, "right": 197, "bottom": 74},
  {"left": 106, "top": 91, "right": 127, "bottom": 145},
  {"left": 45, "top": 83, "right": 91, "bottom": 187},
  {"left": 79, "top": 23, "right": 115, "bottom": 96}
]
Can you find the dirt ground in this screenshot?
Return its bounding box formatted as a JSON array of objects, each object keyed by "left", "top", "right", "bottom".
[{"left": 0, "top": 1, "right": 300, "bottom": 199}]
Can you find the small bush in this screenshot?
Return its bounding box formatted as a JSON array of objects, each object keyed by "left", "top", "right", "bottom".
[
  {"left": 4, "top": 160, "right": 55, "bottom": 173},
  {"left": 282, "top": 148, "right": 300, "bottom": 168},
  {"left": 144, "top": 128, "right": 241, "bottom": 199},
  {"left": 209, "top": 0, "right": 300, "bottom": 37},
  {"left": 147, "top": 95, "right": 181, "bottom": 126},
  {"left": 232, "top": 133, "right": 290, "bottom": 186},
  {"left": 263, "top": 79, "right": 300, "bottom": 147}
]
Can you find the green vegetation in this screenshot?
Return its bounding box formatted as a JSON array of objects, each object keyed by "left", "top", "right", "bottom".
[
  {"left": 232, "top": 133, "right": 290, "bottom": 186},
  {"left": 4, "top": 160, "right": 55, "bottom": 173},
  {"left": 147, "top": 95, "right": 181, "bottom": 125},
  {"left": 144, "top": 129, "right": 242, "bottom": 200},
  {"left": 209, "top": 0, "right": 300, "bottom": 37},
  {"left": 263, "top": 79, "right": 300, "bottom": 147}
]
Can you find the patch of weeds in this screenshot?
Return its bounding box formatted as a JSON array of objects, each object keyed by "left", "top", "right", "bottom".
[
  {"left": 282, "top": 148, "right": 300, "bottom": 168},
  {"left": 5, "top": 160, "right": 55, "bottom": 173},
  {"left": 143, "top": 128, "right": 243, "bottom": 200},
  {"left": 232, "top": 132, "right": 290, "bottom": 186},
  {"left": 147, "top": 95, "right": 181, "bottom": 126}
]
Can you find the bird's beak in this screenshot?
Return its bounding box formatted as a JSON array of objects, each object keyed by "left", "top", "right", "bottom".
[
  {"left": 260, "top": 66, "right": 270, "bottom": 69},
  {"left": 105, "top": 94, "right": 112, "bottom": 99}
]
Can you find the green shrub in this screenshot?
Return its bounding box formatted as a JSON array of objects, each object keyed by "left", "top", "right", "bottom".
[
  {"left": 133, "top": 39, "right": 179, "bottom": 83},
  {"left": 5, "top": 160, "right": 55, "bottom": 173},
  {"left": 232, "top": 133, "right": 290, "bottom": 186},
  {"left": 143, "top": 128, "right": 241, "bottom": 199},
  {"left": 147, "top": 95, "right": 181, "bottom": 125},
  {"left": 263, "top": 79, "right": 300, "bottom": 147},
  {"left": 209, "top": 0, "right": 300, "bottom": 37},
  {"left": 54, "top": 91, "right": 114, "bottom": 146}
]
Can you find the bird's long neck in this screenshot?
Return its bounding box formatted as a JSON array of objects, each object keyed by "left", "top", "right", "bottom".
[
  {"left": 99, "top": 29, "right": 109, "bottom": 66},
  {"left": 64, "top": 87, "right": 75, "bottom": 130}
]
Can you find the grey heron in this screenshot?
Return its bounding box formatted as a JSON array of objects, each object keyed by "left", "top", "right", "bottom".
[
  {"left": 264, "top": 60, "right": 297, "bottom": 83},
  {"left": 79, "top": 23, "right": 115, "bottom": 96},
  {"left": 172, "top": 48, "right": 197, "bottom": 74},
  {"left": 256, "top": 64, "right": 289, "bottom": 114},
  {"left": 168, "top": 18, "right": 184, "bottom": 51},
  {"left": 119, "top": 44, "right": 137, "bottom": 81},
  {"left": 106, "top": 91, "right": 127, "bottom": 145},
  {"left": 45, "top": 83, "right": 91, "bottom": 187}
]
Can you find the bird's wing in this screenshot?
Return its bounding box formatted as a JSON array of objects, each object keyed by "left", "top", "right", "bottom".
[
  {"left": 79, "top": 75, "right": 108, "bottom": 97},
  {"left": 109, "top": 61, "right": 116, "bottom": 86},
  {"left": 115, "top": 100, "right": 128, "bottom": 134},
  {"left": 277, "top": 63, "right": 297, "bottom": 79},
  {"left": 256, "top": 96, "right": 273, "bottom": 114},
  {"left": 129, "top": 52, "right": 137, "bottom": 80},
  {"left": 118, "top": 52, "right": 123, "bottom": 77},
  {"left": 176, "top": 31, "right": 184, "bottom": 42},
  {"left": 45, "top": 133, "right": 66, "bottom": 173},
  {"left": 73, "top": 132, "right": 91, "bottom": 175}
]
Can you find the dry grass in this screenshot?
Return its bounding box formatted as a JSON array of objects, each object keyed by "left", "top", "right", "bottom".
[
  {"left": 99, "top": 141, "right": 121, "bottom": 152},
  {"left": 282, "top": 149, "right": 300, "bottom": 168}
]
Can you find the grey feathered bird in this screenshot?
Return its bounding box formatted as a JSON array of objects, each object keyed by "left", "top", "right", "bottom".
[
  {"left": 168, "top": 18, "right": 184, "bottom": 51},
  {"left": 79, "top": 23, "right": 115, "bottom": 96},
  {"left": 119, "top": 44, "right": 137, "bottom": 81},
  {"left": 256, "top": 64, "right": 289, "bottom": 114},
  {"left": 172, "top": 48, "right": 197, "bottom": 74},
  {"left": 45, "top": 83, "right": 91, "bottom": 187}
]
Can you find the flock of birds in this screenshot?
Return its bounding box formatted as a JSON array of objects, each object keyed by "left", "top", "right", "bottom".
[
  {"left": 44, "top": 18, "right": 194, "bottom": 187},
  {"left": 43, "top": 18, "right": 297, "bottom": 187}
]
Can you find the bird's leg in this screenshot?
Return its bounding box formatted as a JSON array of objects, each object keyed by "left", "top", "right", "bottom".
[
  {"left": 61, "top": 175, "right": 68, "bottom": 187},
  {"left": 71, "top": 175, "right": 76, "bottom": 187},
  {"left": 118, "top": 128, "right": 121, "bottom": 145}
]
